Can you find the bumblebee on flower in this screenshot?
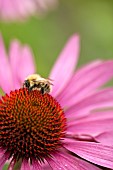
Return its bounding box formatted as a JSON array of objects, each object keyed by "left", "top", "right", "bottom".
[{"left": 23, "top": 74, "right": 53, "bottom": 94}]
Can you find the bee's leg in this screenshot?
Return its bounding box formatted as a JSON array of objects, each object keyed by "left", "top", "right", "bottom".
[
  {"left": 28, "top": 87, "right": 33, "bottom": 93},
  {"left": 41, "top": 87, "right": 44, "bottom": 95}
]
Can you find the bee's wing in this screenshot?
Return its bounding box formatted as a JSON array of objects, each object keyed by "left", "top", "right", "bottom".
[
  {"left": 47, "top": 78, "right": 54, "bottom": 81},
  {"left": 47, "top": 78, "right": 54, "bottom": 85}
]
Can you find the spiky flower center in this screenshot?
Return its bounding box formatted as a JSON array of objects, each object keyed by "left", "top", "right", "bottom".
[{"left": 0, "top": 88, "right": 66, "bottom": 162}]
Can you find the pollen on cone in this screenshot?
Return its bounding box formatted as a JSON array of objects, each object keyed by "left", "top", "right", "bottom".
[{"left": 0, "top": 88, "right": 66, "bottom": 162}]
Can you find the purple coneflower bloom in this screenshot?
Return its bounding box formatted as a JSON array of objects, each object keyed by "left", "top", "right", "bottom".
[
  {"left": 0, "top": 0, "right": 58, "bottom": 21},
  {"left": 0, "top": 34, "right": 113, "bottom": 170}
]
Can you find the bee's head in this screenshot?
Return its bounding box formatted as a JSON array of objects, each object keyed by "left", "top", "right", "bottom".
[{"left": 23, "top": 79, "right": 30, "bottom": 89}]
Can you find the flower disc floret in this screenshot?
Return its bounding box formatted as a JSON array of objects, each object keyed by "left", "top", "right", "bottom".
[{"left": 0, "top": 88, "right": 66, "bottom": 162}]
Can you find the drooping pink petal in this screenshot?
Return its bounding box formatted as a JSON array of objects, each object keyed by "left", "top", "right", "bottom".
[
  {"left": 50, "top": 34, "right": 80, "bottom": 97},
  {"left": 31, "top": 159, "right": 43, "bottom": 170},
  {"left": 0, "top": 34, "right": 13, "bottom": 93},
  {"left": 95, "top": 131, "right": 113, "bottom": 145},
  {"left": 0, "top": 152, "right": 9, "bottom": 170},
  {"left": 47, "top": 150, "right": 101, "bottom": 170},
  {"left": 9, "top": 41, "right": 35, "bottom": 89},
  {"left": 0, "top": 149, "right": 5, "bottom": 158},
  {"left": 43, "top": 163, "right": 52, "bottom": 170},
  {"left": 8, "top": 159, "right": 16, "bottom": 170},
  {"left": 65, "top": 88, "right": 113, "bottom": 119},
  {"left": 64, "top": 139, "right": 113, "bottom": 169},
  {"left": 20, "top": 159, "right": 30, "bottom": 170},
  {"left": 57, "top": 60, "right": 113, "bottom": 107}
]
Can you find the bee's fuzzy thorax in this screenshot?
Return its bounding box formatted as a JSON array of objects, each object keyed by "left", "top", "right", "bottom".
[{"left": 23, "top": 74, "right": 53, "bottom": 94}]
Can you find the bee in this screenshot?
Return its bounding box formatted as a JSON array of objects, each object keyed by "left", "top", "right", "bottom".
[{"left": 23, "top": 74, "right": 53, "bottom": 94}]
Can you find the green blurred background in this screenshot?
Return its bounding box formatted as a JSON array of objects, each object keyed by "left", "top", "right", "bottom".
[{"left": 0, "top": 0, "right": 113, "bottom": 77}]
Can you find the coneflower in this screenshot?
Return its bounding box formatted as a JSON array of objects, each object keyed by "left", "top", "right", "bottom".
[{"left": 0, "top": 34, "right": 113, "bottom": 169}]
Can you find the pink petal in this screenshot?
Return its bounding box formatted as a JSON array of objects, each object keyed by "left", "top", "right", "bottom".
[
  {"left": 49, "top": 34, "right": 80, "bottom": 97},
  {"left": 20, "top": 159, "right": 30, "bottom": 170},
  {"left": 75, "top": 111, "right": 113, "bottom": 122},
  {"left": 43, "top": 164, "right": 52, "bottom": 170},
  {"left": 31, "top": 159, "right": 43, "bottom": 170},
  {"left": 64, "top": 139, "right": 113, "bottom": 169},
  {"left": 57, "top": 60, "right": 101, "bottom": 103},
  {"left": 0, "top": 34, "right": 13, "bottom": 93},
  {"left": 67, "top": 117, "right": 113, "bottom": 136},
  {"left": 8, "top": 159, "right": 16, "bottom": 170},
  {"left": 0, "top": 0, "right": 57, "bottom": 21},
  {"left": 9, "top": 40, "right": 22, "bottom": 89},
  {"left": 95, "top": 131, "right": 113, "bottom": 145},
  {"left": 0, "top": 0, "right": 36, "bottom": 21},
  {"left": 0, "top": 148, "right": 5, "bottom": 157},
  {"left": 17, "top": 45, "right": 35, "bottom": 84},
  {"left": 9, "top": 40, "right": 35, "bottom": 89},
  {"left": 0, "top": 34, "right": 35, "bottom": 92},
  {"left": 65, "top": 88, "right": 113, "bottom": 119},
  {"left": 11, "top": 0, "right": 33, "bottom": 18},
  {"left": 0, "top": 0, "right": 16, "bottom": 20},
  {"left": 0, "top": 152, "right": 9, "bottom": 170},
  {"left": 47, "top": 150, "right": 101, "bottom": 170},
  {"left": 35, "top": 0, "right": 58, "bottom": 12},
  {"left": 58, "top": 60, "right": 113, "bottom": 107},
  {"left": 67, "top": 111, "right": 113, "bottom": 137}
]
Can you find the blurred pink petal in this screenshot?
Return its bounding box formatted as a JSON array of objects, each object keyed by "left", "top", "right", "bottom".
[
  {"left": 16, "top": 45, "right": 35, "bottom": 83},
  {"left": 0, "top": 34, "right": 36, "bottom": 93},
  {"left": 0, "top": 0, "right": 58, "bottom": 21},
  {"left": 9, "top": 41, "right": 35, "bottom": 89},
  {"left": 64, "top": 140, "right": 113, "bottom": 169},
  {"left": 9, "top": 40, "right": 21, "bottom": 88},
  {"left": 50, "top": 34, "right": 80, "bottom": 97},
  {"left": 0, "top": 0, "right": 36, "bottom": 20},
  {"left": 0, "top": 34, "right": 14, "bottom": 93}
]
